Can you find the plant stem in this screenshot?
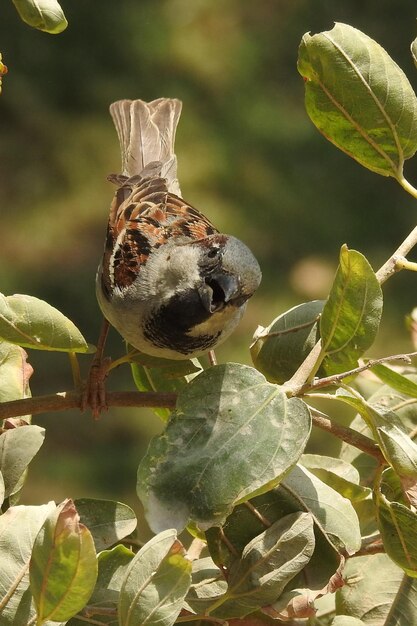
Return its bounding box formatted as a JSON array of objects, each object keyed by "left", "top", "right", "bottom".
[
  {"left": 68, "top": 352, "right": 82, "bottom": 390},
  {"left": 283, "top": 340, "right": 325, "bottom": 395},
  {"left": 397, "top": 174, "right": 417, "bottom": 201},
  {"left": 309, "top": 408, "right": 385, "bottom": 462},
  {"left": 376, "top": 221, "right": 417, "bottom": 284}
]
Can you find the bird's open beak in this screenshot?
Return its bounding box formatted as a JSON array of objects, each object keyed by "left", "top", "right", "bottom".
[{"left": 199, "top": 272, "right": 240, "bottom": 313}]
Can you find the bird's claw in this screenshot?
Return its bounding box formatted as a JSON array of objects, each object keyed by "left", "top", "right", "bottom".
[{"left": 81, "top": 356, "right": 112, "bottom": 419}]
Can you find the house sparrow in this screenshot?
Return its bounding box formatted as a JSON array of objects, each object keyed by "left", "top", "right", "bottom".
[{"left": 96, "top": 98, "right": 261, "bottom": 360}]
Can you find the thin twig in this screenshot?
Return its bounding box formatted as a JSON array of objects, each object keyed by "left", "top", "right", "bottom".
[
  {"left": 243, "top": 500, "right": 272, "bottom": 527},
  {"left": 352, "top": 541, "right": 385, "bottom": 557},
  {"left": 0, "top": 390, "right": 177, "bottom": 419},
  {"left": 310, "top": 409, "right": 385, "bottom": 462},
  {"left": 299, "top": 351, "right": 417, "bottom": 394},
  {"left": 376, "top": 224, "right": 417, "bottom": 284}
]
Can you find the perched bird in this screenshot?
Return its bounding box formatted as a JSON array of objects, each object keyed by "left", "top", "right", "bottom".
[{"left": 96, "top": 98, "right": 261, "bottom": 360}]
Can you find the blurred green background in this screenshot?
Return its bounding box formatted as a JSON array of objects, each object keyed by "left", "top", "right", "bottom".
[{"left": 2, "top": 0, "right": 417, "bottom": 536}]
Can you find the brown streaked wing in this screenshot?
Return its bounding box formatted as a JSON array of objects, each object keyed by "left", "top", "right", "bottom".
[{"left": 101, "top": 174, "right": 219, "bottom": 294}]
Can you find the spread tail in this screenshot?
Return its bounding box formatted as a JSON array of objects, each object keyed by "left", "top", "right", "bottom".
[{"left": 109, "top": 98, "right": 183, "bottom": 195}]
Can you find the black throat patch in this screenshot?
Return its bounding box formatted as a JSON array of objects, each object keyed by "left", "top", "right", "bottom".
[{"left": 143, "top": 288, "right": 221, "bottom": 355}]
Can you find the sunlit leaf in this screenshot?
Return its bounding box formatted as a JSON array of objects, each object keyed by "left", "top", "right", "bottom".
[
  {"left": 336, "top": 553, "right": 417, "bottom": 624},
  {"left": 0, "top": 341, "right": 32, "bottom": 404},
  {"left": 320, "top": 246, "right": 382, "bottom": 375},
  {"left": 374, "top": 471, "right": 417, "bottom": 577},
  {"left": 118, "top": 529, "right": 191, "bottom": 626},
  {"left": 411, "top": 36, "right": 417, "bottom": 71},
  {"left": 209, "top": 513, "right": 315, "bottom": 619},
  {"left": 0, "top": 293, "right": 90, "bottom": 353},
  {"left": 0, "top": 425, "right": 44, "bottom": 498},
  {"left": 251, "top": 300, "right": 324, "bottom": 383},
  {"left": 206, "top": 485, "right": 343, "bottom": 620},
  {"left": 298, "top": 23, "right": 417, "bottom": 178},
  {"left": 183, "top": 557, "right": 227, "bottom": 616},
  {"left": 331, "top": 617, "right": 365, "bottom": 626},
  {"left": 137, "top": 364, "right": 311, "bottom": 532},
  {"left": 282, "top": 464, "right": 361, "bottom": 554},
  {"left": 86, "top": 544, "right": 134, "bottom": 608},
  {"left": 300, "top": 454, "right": 370, "bottom": 502},
  {"left": 12, "top": 0, "right": 68, "bottom": 34},
  {"left": 336, "top": 388, "right": 417, "bottom": 480},
  {"left": 30, "top": 499, "right": 98, "bottom": 623},
  {"left": 371, "top": 362, "right": 417, "bottom": 398},
  {"left": 0, "top": 503, "right": 55, "bottom": 625},
  {"left": 74, "top": 498, "right": 137, "bottom": 552}
]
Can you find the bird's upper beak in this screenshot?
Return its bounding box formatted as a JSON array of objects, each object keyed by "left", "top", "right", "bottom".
[{"left": 199, "top": 272, "right": 240, "bottom": 313}]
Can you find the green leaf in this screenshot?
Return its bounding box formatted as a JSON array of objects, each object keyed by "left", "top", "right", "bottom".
[
  {"left": 250, "top": 300, "right": 324, "bottom": 383},
  {"left": 0, "top": 294, "right": 90, "bottom": 353},
  {"left": 336, "top": 388, "right": 417, "bottom": 480},
  {"left": 0, "top": 341, "right": 32, "bottom": 404},
  {"left": 336, "top": 553, "right": 417, "bottom": 624},
  {"left": 298, "top": 23, "right": 417, "bottom": 178},
  {"left": 131, "top": 353, "right": 202, "bottom": 421},
  {"left": 331, "top": 618, "right": 365, "bottom": 626},
  {"left": 137, "top": 364, "right": 311, "bottom": 532},
  {"left": 205, "top": 487, "right": 343, "bottom": 620},
  {"left": 300, "top": 454, "right": 370, "bottom": 502},
  {"left": 282, "top": 464, "right": 361, "bottom": 555},
  {"left": 320, "top": 246, "right": 382, "bottom": 375},
  {"left": 0, "top": 503, "right": 55, "bottom": 625},
  {"left": 411, "top": 36, "right": 417, "bottom": 71},
  {"left": 183, "top": 557, "right": 227, "bottom": 616},
  {"left": 118, "top": 529, "right": 191, "bottom": 626},
  {"left": 211, "top": 513, "right": 315, "bottom": 619},
  {"left": 377, "top": 425, "right": 417, "bottom": 479},
  {"left": 74, "top": 498, "right": 137, "bottom": 552},
  {"left": 12, "top": 0, "right": 68, "bottom": 34},
  {"left": 375, "top": 473, "right": 417, "bottom": 577},
  {"left": 0, "top": 425, "right": 45, "bottom": 498},
  {"left": 371, "top": 362, "right": 417, "bottom": 397},
  {"left": 87, "top": 544, "right": 134, "bottom": 607},
  {"left": 30, "top": 499, "right": 98, "bottom": 623},
  {"left": 0, "top": 473, "right": 4, "bottom": 509}
]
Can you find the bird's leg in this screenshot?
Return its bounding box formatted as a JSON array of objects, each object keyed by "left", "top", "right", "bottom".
[
  {"left": 82, "top": 318, "right": 111, "bottom": 419},
  {"left": 208, "top": 350, "right": 217, "bottom": 366}
]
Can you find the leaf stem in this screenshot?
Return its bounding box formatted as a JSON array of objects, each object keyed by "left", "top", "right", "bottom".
[
  {"left": 397, "top": 174, "right": 417, "bottom": 201},
  {"left": 299, "top": 351, "right": 417, "bottom": 394},
  {"left": 68, "top": 352, "right": 82, "bottom": 390}
]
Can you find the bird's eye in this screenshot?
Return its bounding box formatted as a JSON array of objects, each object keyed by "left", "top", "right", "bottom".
[{"left": 207, "top": 247, "right": 220, "bottom": 259}]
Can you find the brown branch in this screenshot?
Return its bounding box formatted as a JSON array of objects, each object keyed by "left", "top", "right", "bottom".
[
  {"left": 0, "top": 390, "right": 177, "bottom": 419},
  {"left": 311, "top": 409, "right": 385, "bottom": 463},
  {"left": 352, "top": 541, "right": 385, "bottom": 557}
]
